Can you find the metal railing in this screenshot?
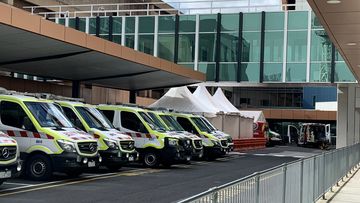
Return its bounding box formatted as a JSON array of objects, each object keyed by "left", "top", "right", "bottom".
[
  {"left": 178, "top": 143, "right": 360, "bottom": 203},
  {"left": 23, "top": 0, "right": 310, "bottom": 18}
]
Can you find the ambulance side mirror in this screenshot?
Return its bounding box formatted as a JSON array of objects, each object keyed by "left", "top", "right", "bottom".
[{"left": 23, "top": 117, "right": 37, "bottom": 132}]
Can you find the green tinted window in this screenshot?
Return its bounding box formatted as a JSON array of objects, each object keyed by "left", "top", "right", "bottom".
[
  {"left": 311, "top": 12, "right": 323, "bottom": 29},
  {"left": 68, "top": 18, "right": 76, "bottom": 29},
  {"left": 199, "top": 14, "right": 217, "bottom": 32},
  {"left": 243, "top": 13, "right": 261, "bottom": 31},
  {"left": 125, "top": 17, "right": 135, "bottom": 34},
  {"left": 158, "top": 34, "right": 175, "bottom": 61},
  {"left": 220, "top": 33, "right": 238, "bottom": 62},
  {"left": 178, "top": 34, "right": 195, "bottom": 62},
  {"left": 311, "top": 30, "right": 331, "bottom": 61},
  {"left": 99, "top": 17, "right": 109, "bottom": 35},
  {"left": 286, "top": 63, "right": 306, "bottom": 82},
  {"left": 264, "top": 63, "right": 282, "bottom": 82},
  {"left": 125, "top": 35, "right": 134, "bottom": 48},
  {"left": 112, "top": 17, "right": 122, "bottom": 34},
  {"left": 310, "top": 63, "right": 331, "bottom": 82},
  {"left": 219, "top": 63, "right": 237, "bottom": 81},
  {"left": 138, "top": 35, "right": 154, "bottom": 55},
  {"left": 113, "top": 35, "right": 121, "bottom": 44},
  {"left": 159, "top": 16, "right": 175, "bottom": 33},
  {"left": 179, "top": 15, "right": 196, "bottom": 33},
  {"left": 240, "top": 63, "right": 260, "bottom": 82},
  {"left": 58, "top": 18, "right": 65, "bottom": 25},
  {"left": 287, "top": 31, "right": 307, "bottom": 62},
  {"left": 198, "top": 63, "right": 216, "bottom": 81},
  {"left": 221, "top": 14, "right": 239, "bottom": 32},
  {"left": 335, "top": 50, "right": 345, "bottom": 62},
  {"left": 265, "top": 12, "right": 284, "bottom": 31},
  {"left": 242, "top": 32, "right": 261, "bottom": 62},
  {"left": 264, "top": 31, "right": 284, "bottom": 62},
  {"left": 335, "top": 62, "right": 356, "bottom": 82},
  {"left": 288, "top": 11, "right": 308, "bottom": 30},
  {"left": 78, "top": 18, "right": 86, "bottom": 32},
  {"left": 89, "top": 18, "right": 96, "bottom": 34},
  {"left": 139, "top": 16, "right": 154, "bottom": 33},
  {"left": 199, "top": 33, "right": 216, "bottom": 62}
]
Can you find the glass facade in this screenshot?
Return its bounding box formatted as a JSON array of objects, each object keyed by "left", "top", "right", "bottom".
[{"left": 56, "top": 10, "right": 356, "bottom": 84}]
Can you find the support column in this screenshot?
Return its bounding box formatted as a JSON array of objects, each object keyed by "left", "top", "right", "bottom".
[
  {"left": 337, "top": 84, "right": 360, "bottom": 148},
  {"left": 72, "top": 81, "right": 80, "bottom": 98},
  {"left": 129, "top": 90, "right": 136, "bottom": 104}
]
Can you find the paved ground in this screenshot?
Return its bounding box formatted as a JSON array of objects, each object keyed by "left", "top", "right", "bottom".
[{"left": 0, "top": 145, "right": 325, "bottom": 203}]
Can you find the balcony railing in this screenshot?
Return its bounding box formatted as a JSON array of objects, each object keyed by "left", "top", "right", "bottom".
[{"left": 23, "top": 0, "right": 311, "bottom": 18}]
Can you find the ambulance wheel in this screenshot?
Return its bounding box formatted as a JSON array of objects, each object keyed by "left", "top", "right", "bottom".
[
  {"left": 143, "top": 150, "right": 159, "bottom": 168},
  {"left": 26, "top": 154, "right": 52, "bottom": 181}
]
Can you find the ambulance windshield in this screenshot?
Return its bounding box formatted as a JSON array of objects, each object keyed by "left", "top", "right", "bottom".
[
  {"left": 191, "top": 117, "right": 212, "bottom": 133},
  {"left": 159, "top": 115, "right": 185, "bottom": 132},
  {"left": 75, "top": 107, "right": 114, "bottom": 130},
  {"left": 25, "top": 102, "right": 73, "bottom": 128},
  {"left": 138, "top": 112, "right": 166, "bottom": 132},
  {"left": 200, "top": 117, "right": 216, "bottom": 132}
]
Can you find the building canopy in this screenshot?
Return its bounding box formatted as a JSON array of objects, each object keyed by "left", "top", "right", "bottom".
[{"left": 0, "top": 3, "right": 204, "bottom": 91}]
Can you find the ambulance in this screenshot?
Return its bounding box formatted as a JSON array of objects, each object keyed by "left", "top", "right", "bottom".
[
  {"left": 172, "top": 113, "right": 229, "bottom": 160},
  {"left": 144, "top": 109, "right": 204, "bottom": 159},
  {"left": 97, "top": 104, "right": 194, "bottom": 167},
  {"left": 54, "top": 99, "right": 138, "bottom": 171},
  {"left": 0, "top": 132, "right": 21, "bottom": 185},
  {"left": 0, "top": 90, "right": 100, "bottom": 180},
  {"left": 198, "top": 116, "right": 234, "bottom": 151}
]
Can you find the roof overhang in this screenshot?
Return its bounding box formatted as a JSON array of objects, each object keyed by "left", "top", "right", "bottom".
[
  {"left": 0, "top": 3, "right": 205, "bottom": 91},
  {"left": 307, "top": 0, "right": 360, "bottom": 82}
]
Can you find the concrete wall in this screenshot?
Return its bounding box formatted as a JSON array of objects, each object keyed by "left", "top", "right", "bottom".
[{"left": 336, "top": 84, "right": 360, "bottom": 148}]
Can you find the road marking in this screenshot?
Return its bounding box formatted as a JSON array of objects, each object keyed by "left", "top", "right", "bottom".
[
  {"left": 3, "top": 182, "right": 34, "bottom": 186},
  {"left": 0, "top": 168, "right": 160, "bottom": 196}
]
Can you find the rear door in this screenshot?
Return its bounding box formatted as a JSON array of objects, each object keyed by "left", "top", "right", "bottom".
[
  {"left": 287, "top": 125, "right": 299, "bottom": 144},
  {"left": 325, "top": 124, "right": 331, "bottom": 144}
]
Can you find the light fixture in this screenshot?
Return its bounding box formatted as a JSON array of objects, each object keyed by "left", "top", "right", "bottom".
[
  {"left": 346, "top": 42, "right": 357, "bottom": 46},
  {"left": 327, "top": 0, "right": 341, "bottom": 4}
]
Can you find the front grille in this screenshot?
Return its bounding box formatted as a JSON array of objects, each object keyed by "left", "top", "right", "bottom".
[
  {"left": 193, "top": 140, "right": 202, "bottom": 149},
  {"left": 220, "top": 140, "right": 228, "bottom": 148},
  {"left": 120, "top": 141, "right": 135, "bottom": 151},
  {"left": 78, "top": 142, "right": 97, "bottom": 154},
  {"left": 0, "top": 146, "right": 16, "bottom": 161},
  {"left": 179, "top": 139, "right": 192, "bottom": 150},
  {"left": 227, "top": 137, "right": 233, "bottom": 143}
]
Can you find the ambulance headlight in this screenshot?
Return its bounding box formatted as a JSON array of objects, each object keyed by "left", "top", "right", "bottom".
[
  {"left": 168, "top": 138, "right": 178, "bottom": 146},
  {"left": 57, "top": 140, "right": 76, "bottom": 152},
  {"left": 104, "top": 138, "right": 118, "bottom": 149}
]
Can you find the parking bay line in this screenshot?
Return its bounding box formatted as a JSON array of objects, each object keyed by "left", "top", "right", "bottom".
[
  {"left": 0, "top": 168, "right": 162, "bottom": 197},
  {"left": 3, "top": 182, "right": 35, "bottom": 186}
]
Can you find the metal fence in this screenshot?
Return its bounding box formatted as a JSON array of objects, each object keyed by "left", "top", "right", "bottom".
[{"left": 178, "top": 144, "right": 360, "bottom": 203}]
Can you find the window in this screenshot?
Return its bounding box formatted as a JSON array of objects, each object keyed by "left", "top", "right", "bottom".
[
  {"left": 121, "top": 111, "right": 148, "bottom": 133},
  {"left": 62, "top": 107, "right": 86, "bottom": 132},
  {"left": 0, "top": 101, "right": 36, "bottom": 131},
  {"left": 176, "top": 117, "right": 198, "bottom": 135},
  {"left": 101, "top": 110, "right": 115, "bottom": 123}
]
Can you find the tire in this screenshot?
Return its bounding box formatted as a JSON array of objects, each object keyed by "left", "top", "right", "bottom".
[
  {"left": 26, "top": 154, "right": 52, "bottom": 181},
  {"left": 66, "top": 170, "right": 83, "bottom": 178},
  {"left": 106, "top": 165, "right": 122, "bottom": 171},
  {"left": 142, "top": 150, "right": 160, "bottom": 168},
  {"left": 0, "top": 180, "right": 4, "bottom": 186}
]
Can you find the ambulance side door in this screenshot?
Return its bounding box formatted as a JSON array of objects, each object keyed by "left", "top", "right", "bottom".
[
  {"left": 0, "top": 100, "right": 33, "bottom": 152},
  {"left": 119, "top": 110, "right": 148, "bottom": 147}
]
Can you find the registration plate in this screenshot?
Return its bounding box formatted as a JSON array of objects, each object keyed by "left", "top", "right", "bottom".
[
  {"left": 0, "top": 171, "right": 11, "bottom": 179},
  {"left": 88, "top": 161, "right": 96, "bottom": 167},
  {"left": 128, "top": 156, "right": 135, "bottom": 162}
]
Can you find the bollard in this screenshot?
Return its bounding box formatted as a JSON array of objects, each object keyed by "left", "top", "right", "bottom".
[
  {"left": 282, "top": 164, "right": 287, "bottom": 203},
  {"left": 255, "top": 173, "right": 260, "bottom": 203}
]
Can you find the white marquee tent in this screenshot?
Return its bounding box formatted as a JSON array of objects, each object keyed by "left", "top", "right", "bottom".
[
  {"left": 212, "top": 88, "right": 240, "bottom": 113},
  {"left": 149, "top": 86, "right": 218, "bottom": 116}
]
